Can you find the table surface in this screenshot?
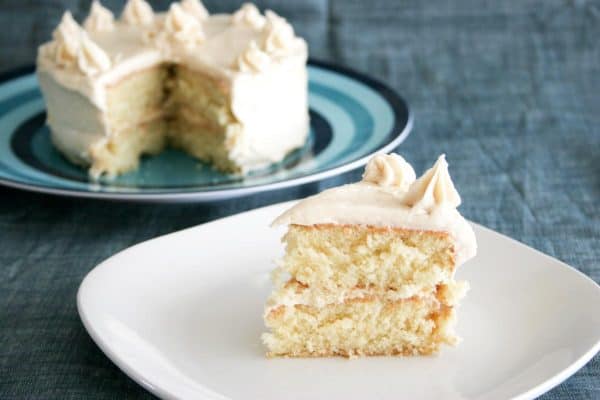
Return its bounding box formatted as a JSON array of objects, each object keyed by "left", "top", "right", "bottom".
[{"left": 1, "top": 1, "right": 599, "bottom": 399}]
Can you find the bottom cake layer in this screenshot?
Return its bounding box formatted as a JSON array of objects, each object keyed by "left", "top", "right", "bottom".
[{"left": 263, "top": 288, "right": 459, "bottom": 358}]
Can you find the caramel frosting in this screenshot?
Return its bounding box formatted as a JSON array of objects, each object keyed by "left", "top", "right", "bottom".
[
  {"left": 273, "top": 154, "right": 477, "bottom": 266},
  {"left": 83, "top": 1, "right": 115, "bottom": 32},
  {"left": 163, "top": 3, "right": 205, "bottom": 48},
  {"left": 180, "top": 0, "right": 209, "bottom": 21},
  {"left": 261, "top": 11, "right": 296, "bottom": 54},
  {"left": 38, "top": 2, "right": 307, "bottom": 107},
  {"left": 77, "top": 34, "right": 112, "bottom": 76},
  {"left": 232, "top": 3, "right": 265, "bottom": 30},
  {"left": 362, "top": 153, "right": 416, "bottom": 191},
  {"left": 51, "top": 12, "right": 81, "bottom": 69},
  {"left": 122, "top": 0, "right": 154, "bottom": 26},
  {"left": 264, "top": 280, "right": 469, "bottom": 314},
  {"left": 402, "top": 154, "right": 461, "bottom": 211},
  {"left": 45, "top": 12, "right": 111, "bottom": 76},
  {"left": 235, "top": 40, "right": 270, "bottom": 73}
]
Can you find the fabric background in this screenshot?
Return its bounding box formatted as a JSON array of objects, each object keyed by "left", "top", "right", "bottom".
[{"left": 0, "top": 0, "right": 598, "bottom": 398}]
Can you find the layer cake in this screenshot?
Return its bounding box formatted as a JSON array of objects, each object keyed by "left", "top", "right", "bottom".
[
  {"left": 36, "top": 0, "right": 309, "bottom": 178},
  {"left": 263, "top": 153, "right": 477, "bottom": 357}
]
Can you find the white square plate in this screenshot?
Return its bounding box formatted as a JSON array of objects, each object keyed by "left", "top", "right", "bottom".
[{"left": 77, "top": 201, "right": 600, "bottom": 400}]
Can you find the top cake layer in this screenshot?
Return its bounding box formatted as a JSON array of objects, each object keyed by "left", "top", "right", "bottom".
[
  {"left": 37, "top": 0, "right": 307, "bottom": 111},
  {"left": 273, "top": 153, "right": 477, "bottom": 266}
]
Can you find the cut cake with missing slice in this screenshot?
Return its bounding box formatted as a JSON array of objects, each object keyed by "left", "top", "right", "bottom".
[
  {"left": 36, "top": 1, "right": 309, "bottom": 179},
  {"left": 263, "top": 153, "right": 477, "bottom": 357}
]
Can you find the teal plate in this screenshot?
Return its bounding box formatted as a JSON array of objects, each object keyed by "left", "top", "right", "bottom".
[{"left": 0, "top": 61, "right": 412, "bottom": 202}]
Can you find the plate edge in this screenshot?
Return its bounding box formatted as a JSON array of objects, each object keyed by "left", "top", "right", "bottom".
[{"left": 76, "top": 201, "right": 600, "bottom": 400}]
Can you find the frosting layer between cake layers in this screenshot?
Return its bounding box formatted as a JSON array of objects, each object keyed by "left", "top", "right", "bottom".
[
  {"left": 264, "top": 278, "right": 469, "bottom": 315},
  {"left": 36, "top": 1, "right": 309, "bottom": 174}
]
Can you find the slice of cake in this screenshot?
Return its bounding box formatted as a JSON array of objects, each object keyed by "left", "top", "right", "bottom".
[
  {"left": 263, "top": 153, "right": 477, "bottom": 357},
  {"left": 36, "top": 1, "right": 309, "bottom": 179}
]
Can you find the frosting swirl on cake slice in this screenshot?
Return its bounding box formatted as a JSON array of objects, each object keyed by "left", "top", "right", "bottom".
[
  {"left": 402, "top": 154, "right": 461, "bottom": 211},
  {"left": 362, "top": 153, "right": 416, "bottom": 190}
]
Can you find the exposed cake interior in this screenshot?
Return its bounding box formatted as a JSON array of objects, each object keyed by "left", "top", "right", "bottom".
[
  {"left": 91, "top": 64, "right": 243, "bottom": 176},
  {"left": 90, "top": 66, "right": 169, "bottom": 177},
  {"left": 105, "top": 66, "right": 169, "bottom": 133},
  {"left": 168, "top": 65, "right": 244, "bottom": 173},
  {"left": 282, "top": 224, "right": 455, "bottom": 296}
]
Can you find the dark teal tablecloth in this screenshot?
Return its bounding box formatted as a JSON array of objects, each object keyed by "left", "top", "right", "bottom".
[{"left": 1, "top": 1, "right": 598, "bottom": 398}]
